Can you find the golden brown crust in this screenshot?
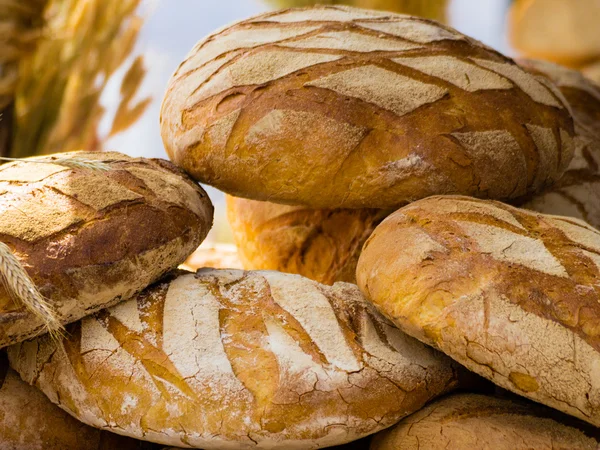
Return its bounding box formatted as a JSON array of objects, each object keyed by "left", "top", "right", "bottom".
[
  {"left": 226, "top": 195, "right": 388, "bottom": 284},
  {"left": 370, "top": 393, "right": 600, "bottom": 450},
  {"left": 509, "top": 0, "right": 600, "bottom": 66},
  {"left": 516, "top": 59, "right": 600, "bottom": 229},
  {"left": 356, "top": 195, "right": 600, "bottom": 426},
  {"left": 161, "top": 5, "right": 575, "bottom": 209},
  {"left": 0, "top": 352, "right": 144, "bottom": 450},
  {"left": 8, "top": 269, "right": 461, "bottom": 449},
  {"left": 0, "top": 151, "right": 213, "bottom": 348}
]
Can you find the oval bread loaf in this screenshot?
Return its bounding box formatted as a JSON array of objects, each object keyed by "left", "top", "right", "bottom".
[
  {"left": 0, "top": 352, "right": 146, "bottom": 450},
  {"left": 161, "top": 5, "right": 575, "bottom": 209},
  {"left": 357, "top": 195, "right": 600, "bottom": 426},
  {"left": 0, "top": 151, "right": 213, "bottom": 348},
  {"left": 226, "top": 195, "right": 388, "bottom": 284},
  {"left": 8, "top": 269, "right": 462, "bottom": 449},
  {"left": 518, "top": 59, "right": 600, "bottom": 228},
  {"left": 370, "top": 393, "right": 600, "bottom": 450},
  {"left": 509, "top": 0, "right": 600, "bottom": 66}
]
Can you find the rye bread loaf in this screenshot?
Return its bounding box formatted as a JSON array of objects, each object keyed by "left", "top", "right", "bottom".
[
  {"left": 160, "top": 5, "right": 575, "bottom": 209},
  {"left": 226, "top": 195, "right": 388, "bottom": 284},
  {"left": 356, "top": 195, "right": 600, "bottom": 426},
  {"left": 509, "top": 0, "right": 600, "bottom": 67},
  {"left": 0, "top": 151, "right": 213, "bottom": 348},
  {"left": 0, "top": 352, "right": 147, "bottom": 450},
  {"left": 371, "top": 393, "right": 600, "bottom": 450},
  {"left": 518, "top": 59, "right": 600, "bottom": 228},
  {"left": 8, "top": 269, "right": 462, "bottom": 449}
]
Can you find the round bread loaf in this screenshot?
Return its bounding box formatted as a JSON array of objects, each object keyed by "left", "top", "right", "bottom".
[
  {"left": 517, "top": 59, "right": 600, "bottom": 228},
  {"left": 0, "top": 352, "right": 146, "bottom": 450},
  {"left": 370, "top": 393, "right": 600, "bottom": 450},
  {"left": 0, "top": 151, "right": 213, "bottom": 348},
  {"left": 180, "top": 242, "right": 243, "bottom": 271},
  {"left": 509, "top": 0, "right": 600, "bottom": 67},
  {"left": 8, "top": 269, "right": 462, "bottom": 449},
  {"left": 356, "top": 195, "right": 600, "bottom": 426},
  {"left": 226, "top": 195, "right": 388, "bottom": 284},
  {"left": 160, "top": 5, "right": 575, "bottom": 209}
]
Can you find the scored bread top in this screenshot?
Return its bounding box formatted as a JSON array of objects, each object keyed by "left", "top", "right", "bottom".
[
  {"left": 8, "top": 269, "right": 461, "bottom": 449},
  {"left": 0, "top": 352, "right": 144, "bottom": 450},
  {"left": 161, "top": 5, "right": 575, "bottom": 209},
  {"left": 0, "top": 151, "right": 213, "bottom": 348},
  {"left": 226, "top": 195, "right": 388, "bottom": 284},
  {"left": 356, "top": 195, "right": 600, "bottom": 427},
  {"left": 517, "top": 59, "right": 600, "bottom": 228},
  {"left": 370, "top": 393, "right": 600, "bottom": 450}
]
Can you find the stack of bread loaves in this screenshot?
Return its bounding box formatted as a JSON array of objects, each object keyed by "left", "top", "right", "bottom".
[{"left": 3, "top": 4, "right": 600, "bottom": 449}]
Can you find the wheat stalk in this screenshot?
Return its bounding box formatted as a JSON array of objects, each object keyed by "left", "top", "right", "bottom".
[
  {"left": 0, "top": 242, "right": 63, "bottom": 338},
  {"left": 0, "top": 155, "right": 110, "bottom": 171}
]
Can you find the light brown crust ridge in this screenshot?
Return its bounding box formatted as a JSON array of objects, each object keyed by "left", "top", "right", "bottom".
[
  {"left": 160, "top": 5, "right": 575, "bottom": 209},
  {"left": 0, "top": 151, "right": 213, "bottom": 348},
  {"left": 370, "top": 393, "right": 600, "bottom": 450},
  {"left": 226, "top": 195, "right": 388, "bottom": 284},
  {"left": 517, "top": 59, "right": 600, "bottom": 229},
  {"left": 8, "top": 269, "right": 461, "bottom": 449},
  {"left": 356, "top": 195, "right": 600, "bottom": 427}
]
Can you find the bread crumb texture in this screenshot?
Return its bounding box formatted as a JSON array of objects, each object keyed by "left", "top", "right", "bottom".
[
  {"left": 0, "top": 151, "right": 213, "bottom": 348},
  {"left": 356, "top": 195, "right": 600, "bottom": 427},
  {"left": 8, "top": 269, "right": 460, "bottom": 449},
  {"left": 371, "top": 393, "right": 600, "bottom": 450},
  {"left": 161, "top": 5, "right": 575, "bottom": 208},
  {"left": 518, "top": 59, "right": 600, "bottom": 230}
]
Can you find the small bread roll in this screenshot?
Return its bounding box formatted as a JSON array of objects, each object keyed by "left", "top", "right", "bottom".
[
  {"left": 0, "top": 151, "right": 213, "bottom": 348},
  {"left": 0, "top": 352, "right": 145, "bottom": 450},
  {"left": 161, "top": 5, "right": 575, "bottom": 209},
  {"left": 226, "top": 195, "right": 388, "bottom": 284},
  {"left": 371, "top": 393, "right": 600, "bottom": 450},
  {"left": 357, "top": 195, "right": 600, "bottom": 427},
  {"left": 8, "top": 269, "right": 462, "bottom": 449},
  {"left": 509, "top": 0, "right": 600, "bottom": 66},
  {"left": 517, "top": 59, "right": 600, "bottom": 228}
]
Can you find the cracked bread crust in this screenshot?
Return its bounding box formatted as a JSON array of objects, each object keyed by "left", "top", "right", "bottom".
[
  {"left": 356, "top": 195, "right": 600, "bottom": 427},
  {"left": 518, "top": 59, "right": 600, "bottom": 229},
  {"left": 160, "top": 5, "right": 575, "bottom": 209},
  {"left": 370, "top": 393, "right": 600, "bottom": 450},
  {"left": 226, "top": 195, "right": 388, "bottom": 284},
  {"left": 8, "top": 269, "right": 461, "bottom": 449},
  {"left": 0, "top": 352, "right": 144, "bottom": 450},
  {"left": 0, "top": 151, "right": 213, "bottom": 348}
]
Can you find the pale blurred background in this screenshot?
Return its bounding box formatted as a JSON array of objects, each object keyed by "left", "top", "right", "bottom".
[{"left": 98, "top": 0, "right": 513, "bottom": 243}]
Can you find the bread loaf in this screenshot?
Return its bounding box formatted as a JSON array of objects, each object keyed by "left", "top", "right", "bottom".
[
  {"left": 0, "top": 151, "right": 213, "bottom": 348},
  {"left": 8, "top": 269, "right": 462, "bottom": 449},
  {"left": 356, "top": 195, "right": 600, "bottom": 426},
  {"left": 517, "top": 59, "right": 600, "bottom": 228},
  {"left": 180, "top": 242, "right": 243, "bottom": 271},
  {"left": 371, "top": 393, "right": 600, "bottom": 450},
  {"left": 161, "top": 5, "right": 575, "bottom": 209},
  {"left": 0, "top": 352, "right": 146, "bottom": 450},
  {"left": 226, "top": 195, "right": 388, "bottom": 284},
  {"left": 509, "top": 0, "right": 600, "bottom": 67}
]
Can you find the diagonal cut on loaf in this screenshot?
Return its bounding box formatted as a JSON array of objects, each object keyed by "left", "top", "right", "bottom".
[
  {"left": 0, "top": 151, "right": 213, "bottom": 348},
  {"left": 226, "top": 194, "right": 389, "bottom": 284},
  {"left": 517, "top": 59, "right": 600, "bottom": 229},
  {"left": 356, "top": 195, "right": 600, "bottom": 427},
  {"left": 8, "top": 269, "right": 463, "bottom": 449},
  {"left": 161, "top": 5, "right": 576, "bottom": 209}
]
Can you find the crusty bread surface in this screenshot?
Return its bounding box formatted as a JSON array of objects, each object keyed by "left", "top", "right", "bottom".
[
  {"left": 8, "top": 269, "right": 461, "bottom": 449},
  {"left": 357, "top": 195, "right": 600, "bottom": 427},
  {"left": 0, "top": 151, "right": 213, "bottom": 348},
  {"left": 161, "top": 5, "right": 575, "bottom": 209}
]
